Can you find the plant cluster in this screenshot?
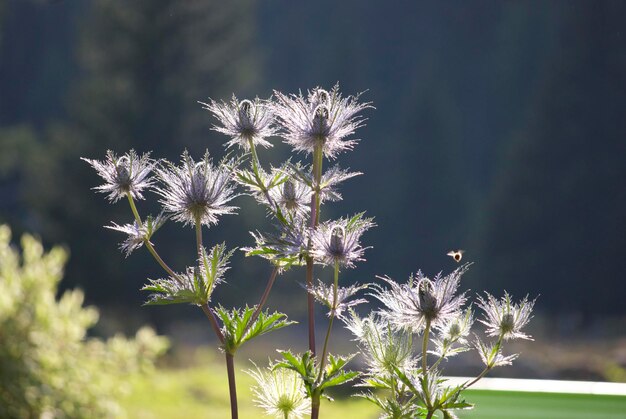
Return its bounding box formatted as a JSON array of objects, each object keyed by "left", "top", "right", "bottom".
[
  {"left": 0, "top": 225, "right": 168, "bottom": 418},
  {"left": 85, "top": 85, "right": 535, "bottom": 419}
]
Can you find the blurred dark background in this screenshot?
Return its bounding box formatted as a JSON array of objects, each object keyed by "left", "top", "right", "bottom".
[{"left": 1, "top": 0, "right": 625, "bottom": 356}]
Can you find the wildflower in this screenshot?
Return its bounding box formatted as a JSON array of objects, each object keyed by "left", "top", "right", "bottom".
[
  {"left": 318, "top": 165, "right": 361, "bottom": 202},
  {"left": 269, "top": 178, "right": 311, "bottom": 215},
  {"left": 273, "top": 85, "right": 371, "bottom": 159},
  {"left": 345, "top": 311, "right": 415, "bottom": 377},
  {"left": 244, "top": 216, "right": 309, "bottom": 269},
  {"left": 201, "top": 96, "right": 276, "bottom": 150},
  {"left": 306, "top": 280, "right": 369, "bottom": 319},
  {"left": 105, "top": 213, "right": 167, "bottom": 257},
  {"left": 154, "top": 150, "right": 238, "bottom": 227},
  {"left": 375, "top": 264, "right": 470, "bottom": 334},
  {"left": 82, "top": 150, "right": 154, "bottom": 203},
  {"left": 474, "top": 338, "right": 518, "bottom": 368},
  {"left": 431, "top": 308, "right": 474, "bottom": 358},
  {"left": 247, "top": 363, "right": 311, "bottom": 419},
  {"left": 309, "top": 213, "right": 374, "bottom": 268},
  {"left": 476, "top": 292, "right": 535, "bottom": 340}
]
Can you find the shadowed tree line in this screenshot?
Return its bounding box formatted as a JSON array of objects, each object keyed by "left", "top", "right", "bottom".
[{"left": 0, "top": 0, "right": 624, "bottom": 324}]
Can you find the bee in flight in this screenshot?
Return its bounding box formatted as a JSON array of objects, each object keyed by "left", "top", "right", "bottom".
[{"left": 447, "top": 250, "right": 464, "bottom": 262}]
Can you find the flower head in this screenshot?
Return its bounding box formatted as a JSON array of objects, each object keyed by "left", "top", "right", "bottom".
[
  {"left": 105, "top": 213, "right": 167, "bottom": 257},
  {"left": 476, "top": 292, "right": 535, "bottom": 341},
  {"left": 431, "top": 308, "right": 474, "bottom": 358},
  {"left": 310, "top": 213, "right": 374, "bottom": 268},
  {"left": 247, "top": 362, "right": 311, "bottom": 419},
  {"left": 82, "top": 150, "right": 154, "bottom": 203},
  {"left": 154, "top": 150, "right": 238, "bottom": 227},
  {"left": 306, "top": 280, "right": 369, "bottom": 319},
  {"left": 269, "top": 177, "right": 312, "bottom": 215},
  {"left": 474, "top": 337, "right": 519, "bottom": 368},
  {"left": 273, "top": 85, "right": 371, "bottom": 159},
  {"left": 374, "top": 264, "right": 470, "bottom": 334},
  {"left": 201, "top": 95, "right": 276, "bottom": 150},
  {"left": 243, "top": 216, "right": 309, "bottom": 270},
  {"left": 345, "top": 311, "right": 415, "bottom": 378}
]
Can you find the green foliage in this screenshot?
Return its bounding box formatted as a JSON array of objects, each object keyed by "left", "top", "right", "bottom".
[
  {"left": 275, "top": 350, "right": 359, "bottom": 401},
  {"left": 0, "top": 225, "right": 169, "bottom": 418},
  {"left": 214, "top": 306, "right": 295, "bottom": 354},
  {"left": 142, "top": 243, "right": 234, "bottom": 306}
]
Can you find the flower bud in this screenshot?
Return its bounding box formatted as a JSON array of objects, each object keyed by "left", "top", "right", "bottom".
[
  {"left": 312, "top": 88, "right": 330, "bottom": 107},
  {"left": 238, "top": 99, "right": 253, "bottom": 119},
  {"left": 418, "top": 278, "right": 438, "bottom": 320},
  {"left": 500, "top": 313, "right": 515, "bottom": 335},
  {"left": 114, "top": 156, "right": 132, "bottom": 191},
  {"left": 328, "top": 225, "right": 346, "bottom": 258}
]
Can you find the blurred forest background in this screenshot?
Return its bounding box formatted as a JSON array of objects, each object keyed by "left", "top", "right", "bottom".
[{"left": 0, "top": 0, "right": 625, "bottom": 374}]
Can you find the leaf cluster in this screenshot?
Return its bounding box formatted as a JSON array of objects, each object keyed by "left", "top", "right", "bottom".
[
  {"left": 214, "top": 306, "right": 295, "bottom": 354},
  {"left": 274, "top": 351, "right": 359, "bottom": 402}
]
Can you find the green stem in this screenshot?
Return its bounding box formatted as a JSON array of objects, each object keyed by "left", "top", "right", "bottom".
[
  {"left": 317, "top": 260, "right": 340, "bottom": 382},
  {"left": 305, "top": 143, "right": 324, "bottom": 357},
  {"left": 126, "top": 193, "right": 142, "bottom": 224},
  {"left": 126, "top": 193, "right": 181, "bottom": 283},
  {"left": 312, "top": 143, "right": 323, "bottom": 225},
  {"left": 248, "top": 137, "right": 276, "bottom": 208},
  {"left": 194, "top": 215, "right": 203, "bottom": 260},
  {"left": 428, "top": 346, "right": 448, "bottom": 373},
  {"left": 422, "top": 319, "right": 431, "bottom": 374},
  {"left": 305, "top": 259, "right": 316, "bottom": 356},
  {"left": 463, "top": 335, "right": 503, "bottom": 389}
]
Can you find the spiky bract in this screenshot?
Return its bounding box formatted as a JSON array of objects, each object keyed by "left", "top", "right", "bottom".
[
  {"left": 82, "top": 150, "right": 154, "bottom": 203},
  {"left": 202, "top": 96, "right": 276, "bottom": 150},
  {"left": 310, "top": 213, "right": 374, "bottom": 268},
  {"left": 247, "top": 363, "right": 311, "bottom": 418},
  {"left": 154, "top": 150, "right": 238, "bottom": 227},
  {"left": 375, "top": 264, "right": 470, "bottom": 334},
  {"left": 273, "top": 85, "right": 371, "bottom": 159},
  {"left": 476, "top": 292, "right": 535, "bottom": 341}
]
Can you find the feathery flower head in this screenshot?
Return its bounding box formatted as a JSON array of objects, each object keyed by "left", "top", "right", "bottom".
[
  {"left": 154, "top": 150, "right": 238, "bottom": 227},
  {"left": 310, "top": 213, "right": 374, "bottom": 268},
  {"left": 345, "top": 311, "right": 415, "bottom": 377},
  {"left": 374, "top": 264, "right": 470, "bottom": 334},
  {"left": 201, "top": 95, "right": 276, "bottom": 150},
  {"left": 431, "top": 308, "right": 474, "bottom": 358},
  {"left": 476, "top": 292, "right": 535, "bottom": 341},
  {"left": 273, "top": 84, "right": 371, "bottom": 159},
  {"left": 287, "top": 163, "right": 361, "bottom": 203},
  {"left": 243, "top": 216, "right": 309, "bottom": 270},
  {"left": 306, "top": 280, "right": 369, "bottom": 319},
  {"left": 247, "top": 362, "right": 311, "bottom": 418},
  {"left": 474, "top": 337, "right": 519, "bottom": 368},
  {"left": 82, "top": 149, "right": 154, "bottom": 202},
  {"left": 269, "top": 177, "right": 312, "bottom": 215},
  {"left": 105, "top": 213, "right": 167, "bottom": 257}
]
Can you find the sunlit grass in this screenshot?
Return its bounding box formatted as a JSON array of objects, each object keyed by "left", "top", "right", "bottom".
[
  {"left": 122, "top": 351, "right": 378, "bottom": 418},
  {"left": 122, "top": 353, "right": 626, "bottom": 418}
]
